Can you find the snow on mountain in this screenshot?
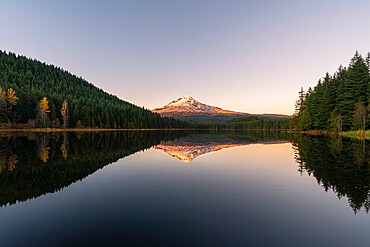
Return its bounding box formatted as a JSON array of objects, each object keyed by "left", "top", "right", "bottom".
[{"left": 153, "top": 95, "right": 248, "bottom": 117}]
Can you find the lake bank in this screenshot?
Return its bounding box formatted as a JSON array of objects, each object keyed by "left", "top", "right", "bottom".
[
  {"left": 3, "top": 127, "right": 369, "bottom": 140},
  {"left": 289, "top": 129, "right": 370, "bottom": 140},
  {"left": 341, "top": 130, "right": 370, "bottom": 139},
  {"left": 0, "top": 128, "right": 195, "bottom": 133}
]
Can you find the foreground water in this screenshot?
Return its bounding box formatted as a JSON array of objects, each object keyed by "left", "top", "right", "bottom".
[{"left": 0, "top": 131, "right": 369, "bottom": 246}]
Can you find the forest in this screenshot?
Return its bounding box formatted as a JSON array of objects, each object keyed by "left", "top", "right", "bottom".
[
  {"left": 293, "top": 51, "right": 370, "bottom": 131},
  {"left": 224, "top": 116, "right": 290, "bottom": 130},
  {"left": 193, "top": 116, "right": 290, "bottom": 130},
  {"left": 0, "top": 51, "right": 188, "bottom": 129}
]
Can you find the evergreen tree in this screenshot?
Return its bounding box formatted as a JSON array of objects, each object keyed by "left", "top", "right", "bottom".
[
  {"left": 365, "top": 52, "right": 370, "bottom": 72},
  {"left": 348, "top": 51, "right": 369, "bottom": 105},
  {"left": 294, "top": 87, "right": 306, "bottom": 116}
]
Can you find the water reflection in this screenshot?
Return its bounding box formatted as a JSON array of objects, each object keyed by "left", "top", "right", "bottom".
[
  {"left": 292, "top": 135, "right": 370, "bottom": 213},
  {"left": 1, "top": 130, "right": 370, "bottom": 214},
  {"left": 154, "top": 135, "right": 288, "bottom": 163},
  {"left": 0, "top": 131, "right": 189, "bottom": 206}
]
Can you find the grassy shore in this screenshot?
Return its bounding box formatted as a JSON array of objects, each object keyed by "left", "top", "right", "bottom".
[
  {"left": 341, "top": 130, "right": 370, "bottom": 140},
  {"left": 289, "top": 129, "right": 370, "bottom": 140}
]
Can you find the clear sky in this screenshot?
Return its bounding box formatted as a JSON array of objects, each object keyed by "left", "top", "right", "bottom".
[{"left": 1, "top": 0, "right": 370, "bottom": 115}]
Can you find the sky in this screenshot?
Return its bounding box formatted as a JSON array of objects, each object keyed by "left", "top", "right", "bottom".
[{"left": 1, "top": 0, "right": 370, "bottom": 115}]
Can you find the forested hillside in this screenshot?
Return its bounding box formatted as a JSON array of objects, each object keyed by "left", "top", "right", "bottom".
[
  {"left": 293, "top": 51, "right": 370, "bottom": 131},
  {"left": 0, "top": 51, "right": 187, "bottom": 129}
]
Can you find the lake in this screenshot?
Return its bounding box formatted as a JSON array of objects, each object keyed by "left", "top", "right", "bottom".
[{"left": 0, "top": 130, "right": 369, "bottom": 246}]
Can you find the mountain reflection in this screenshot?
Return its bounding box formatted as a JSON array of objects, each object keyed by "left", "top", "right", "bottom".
[
  {"left": 292, "top": 135, "right": 370, "bottom": 213},
  {"left": 154, "top": 136, "right": 287, "bottom": 163}
]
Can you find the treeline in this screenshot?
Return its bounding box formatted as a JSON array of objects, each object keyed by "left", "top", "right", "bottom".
[
  {"left": 0, "top": 51, "right": 188, "bottom": 129},
  {"left": 225, "top": 117, "right": 290, "bottom": 130},
  {"left": 293, "top": 51, "right": 370, "bottom": 131},
  {"left": 195, "top": 116, "right": 291, "bottom": 130}
]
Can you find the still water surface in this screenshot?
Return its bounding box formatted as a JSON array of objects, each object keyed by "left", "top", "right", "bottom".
[{"left": 0, "top": 131, "right": 369, "bottom": 246}]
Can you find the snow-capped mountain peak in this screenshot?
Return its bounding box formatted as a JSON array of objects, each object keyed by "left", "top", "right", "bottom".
[
  {"left": 153, "top": 95, "right": 246, "bottom": 117},
  {"left": 166, "top": 95, "right": 198, "bottom": 107},
  {"left": 152, "top": 96, "right": 289, "bottom": 119}
]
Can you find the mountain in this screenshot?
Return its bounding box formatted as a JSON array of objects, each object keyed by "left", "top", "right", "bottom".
[
  {"left": 153, "top": 95, "right": 288, "bottom": 121},
  {"left": 0, "top": 51, "right": 187, "bottom": 129},
  {"left": 153, "top": 95, "right": 249, "bottom": 117}
]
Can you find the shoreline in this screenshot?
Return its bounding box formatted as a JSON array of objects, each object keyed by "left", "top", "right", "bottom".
[
  {"left": 288, "top": 129, "right": 370, "bottom": 140},
  {"left": 1, "top": 128, "right": 368, "bottom": 139},
  {"left": 0, "top": 128, "right": 291, "bottom": 133},
  {"left": 0, "top": 128, "right": 195, "bottom": 133}
]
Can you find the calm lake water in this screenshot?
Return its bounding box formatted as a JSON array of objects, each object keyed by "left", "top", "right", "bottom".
[{"left": 0, "top": 131, "right": 369, "bottom": 246}]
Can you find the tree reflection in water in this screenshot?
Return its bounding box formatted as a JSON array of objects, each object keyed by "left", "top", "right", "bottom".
[
  {"left": 1, "top": 130, "right": 370, "bottom": 214},
  {"left": 0, "top": 131, "right": 189, "bottom": 206},
  {"left": 292, "top": 134, "right": 370, "bottom": 213}
]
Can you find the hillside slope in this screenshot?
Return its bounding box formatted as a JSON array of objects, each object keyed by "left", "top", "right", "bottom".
[{"left": 0, "top": 51, "right": 186, "bottom": 128}]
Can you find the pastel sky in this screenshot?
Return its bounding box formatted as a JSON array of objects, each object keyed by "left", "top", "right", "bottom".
[{"left": 1, "top": 0, "right": 370, "bottom": 115}]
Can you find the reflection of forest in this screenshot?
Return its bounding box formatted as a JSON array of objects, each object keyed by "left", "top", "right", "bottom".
[
  {"left": 0, "top": 131, "right": 189, "bottom": 206},
  {"left": 292, "top": 135, "right": 370, "bottom": 213},
  {"left": 3, "top": 130, "right": 369, "bottom": 213}
]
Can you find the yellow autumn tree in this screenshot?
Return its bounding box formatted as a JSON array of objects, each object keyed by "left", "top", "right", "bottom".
[
  {"left": 60, "top": 100, "right": 68, "bottom": 128},
  {"left": 6, "top": 154, "right": 19, "bottom": 172},
  {"left": 6, "top": 88, "right": 18, "bottom": 106},
  {"left": 39, "top": 97, "right": 50, "bottom": 113},
  {"left": 40, "top": 147, "right": 50, "bottom": 163},
  {"left": 38, "top": 97, "right": 51, "bottom": 127},
  {"left": 0, "top": 87, "right": 18, "bottom": 124}
]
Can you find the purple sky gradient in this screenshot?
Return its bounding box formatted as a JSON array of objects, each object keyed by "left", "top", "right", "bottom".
[{"left": 1, "top": 0, "right": 370, "bottom": 114}]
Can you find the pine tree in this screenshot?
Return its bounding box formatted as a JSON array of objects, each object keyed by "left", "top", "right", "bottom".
[
  {"left": 336, "top": 67, "right": 354, "bottom": 129},
  {"left": 294, "top": 87, "right": 306, "bottom": 116},
  {"left": 315, "top": 81, "right": 331, "bottom": 129},
  {"left": 366, "top": 52, "right": 370, "bottom": 72},
  {"left": 348, "top": 51, "right": 369, "bottom": 105}
]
